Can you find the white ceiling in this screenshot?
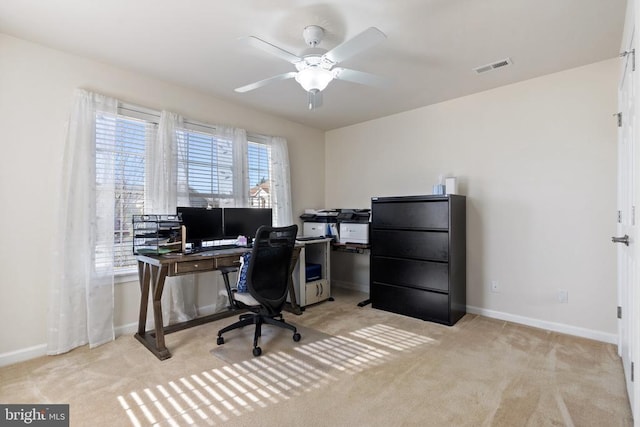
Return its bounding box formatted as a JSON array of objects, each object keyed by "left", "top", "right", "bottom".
[{"left": 0, "top": 0, "right": 627, "bottom": 131}]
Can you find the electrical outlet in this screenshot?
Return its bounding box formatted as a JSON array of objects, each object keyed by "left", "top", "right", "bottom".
[
  {"left": 558, "top": 289, "right": 568, "bottom": 304},
  {"left": 491, "top": 280, "right": 499, "bottom": 293}
]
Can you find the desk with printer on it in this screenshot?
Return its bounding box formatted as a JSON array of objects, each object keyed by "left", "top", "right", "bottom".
[
  {"left": 300, "top": 208, "right": 371, "bottom": 246},
  {"left": 299, "top": 208, "right": 371, "bottom": 305}
]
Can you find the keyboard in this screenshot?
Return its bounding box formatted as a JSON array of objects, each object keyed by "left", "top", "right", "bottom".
[
  {"left": 296, "top": 236, "right": 326, "bottom": 241},
  {"left": 187, "top": 244, "right": 242, "bottom": 254}
]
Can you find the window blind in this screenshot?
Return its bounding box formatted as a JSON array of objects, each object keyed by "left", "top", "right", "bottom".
[
  {"left": 96, "top": 112, "right": 155, "bottom": 272},
  {"left": 178, "top": 130, "right": 234, "bottom": 208}
]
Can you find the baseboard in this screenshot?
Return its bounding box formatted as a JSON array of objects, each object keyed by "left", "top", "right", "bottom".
[
  {"left": 466, "top": 305, "right": 617, "bottom": 344},
  {"left": 1, "top": 302, "right": 616, "bottom": 367},
  {"left": 1, "top": 304, "right": 222, "bottom": 368},
  {"left": 0, "top": 344, "right": 48, "bottom": 368}
]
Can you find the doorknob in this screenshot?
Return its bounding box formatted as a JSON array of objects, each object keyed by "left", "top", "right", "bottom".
[{"left": 612, "top": 235, "right": 630, "bottom": 246}]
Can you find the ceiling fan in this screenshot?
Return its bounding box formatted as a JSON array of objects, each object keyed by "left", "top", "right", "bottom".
[{"left": 235, "top": 25, "right": 389, "bottom": 110}]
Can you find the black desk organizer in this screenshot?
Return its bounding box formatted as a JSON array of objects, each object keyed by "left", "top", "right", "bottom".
[{"left": 133, "top": 214, "right": 183, "bottom": 255}]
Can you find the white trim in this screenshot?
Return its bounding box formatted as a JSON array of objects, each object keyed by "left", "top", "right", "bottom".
[
  {"left": 0, "top": 344, "right": 47, "bottom": 368},
  {"left": 114, "top": 270, "right": 138, "bottom": 285},
  {"left": 2, "top": 302, "right": 616, "bottom": 367},
  {"left": 466, "top": 305, "right": 617, "bottom": 344}
]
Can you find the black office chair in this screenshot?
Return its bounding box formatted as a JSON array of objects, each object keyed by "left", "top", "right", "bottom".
[{"left": 217, "top": 224, "right": 300, "bottom": 356}]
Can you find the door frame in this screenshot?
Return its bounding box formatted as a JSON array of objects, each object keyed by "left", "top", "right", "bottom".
[{"left": 618, "top": 0, "right": 640, "bottom": 418}]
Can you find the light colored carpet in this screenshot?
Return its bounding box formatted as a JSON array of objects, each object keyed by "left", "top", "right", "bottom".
[{"left": 0, "top": 287, "right": 633, "bottom": 426}]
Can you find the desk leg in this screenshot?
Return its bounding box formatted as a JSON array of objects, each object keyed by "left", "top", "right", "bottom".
[
  {"left": 136, "top": 261, "right": 150, "bottom": 335},
  {"left": 285, "top": 250, "right": 303, "bottom": 315},
  {"left": 134, "top": 263, "right": 171, "bottom": 360}
]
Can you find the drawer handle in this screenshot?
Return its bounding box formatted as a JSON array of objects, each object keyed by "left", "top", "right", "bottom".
[{"left": 194, "top": 264, "right": 199, "bottom": 268}]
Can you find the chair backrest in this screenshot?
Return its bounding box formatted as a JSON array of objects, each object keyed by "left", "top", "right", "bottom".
[{"left": 246, "top": 225, "right": 298, "bottom": 315}]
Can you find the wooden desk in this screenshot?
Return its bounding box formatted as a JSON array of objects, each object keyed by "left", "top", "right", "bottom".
[{"left": 135, "top": 247, "right": 301, "bottom": 360}]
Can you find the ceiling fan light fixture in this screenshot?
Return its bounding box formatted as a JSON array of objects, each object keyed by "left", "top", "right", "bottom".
[{"left": 295, "top": 67, "right": 333, "bottom": 92}]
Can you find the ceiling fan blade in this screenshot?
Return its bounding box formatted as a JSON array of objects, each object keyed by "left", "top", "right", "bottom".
[
  {"left": 235, "top": 72, "right": 297, "bottom": 93},
  {"left": 308, "top": 89, "right": 323, "bottom": 110},
  {"left": 323, "top": 27, "right": 386, "bottom": 64},
  {"left": 333, "top": 67, "right": 391, "bottom": 88},
  {"left": 245, "top": 36, "right": 302, "bottom": 64}
]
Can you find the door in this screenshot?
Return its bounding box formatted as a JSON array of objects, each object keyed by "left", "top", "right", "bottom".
[{"left": 616, "top": 21, "right": 637, "bottom": 416}]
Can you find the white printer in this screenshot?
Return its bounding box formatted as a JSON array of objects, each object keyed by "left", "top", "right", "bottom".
[
  {"left": 300, "top": 209, "right": 339, "bottom": 238},
  {"left": 339, "top": 223, "right": 369, "bottom": 244},
  {"left": 300, "top": 208, "right": 370, "bottom": 243},
  {"left": 337, "top": 209, "right": 370, "bottom": 244}
]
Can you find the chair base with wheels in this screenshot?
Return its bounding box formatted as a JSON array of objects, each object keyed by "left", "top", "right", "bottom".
[{"left": 216, "top": 308, "right": 301, "bottom": 356}]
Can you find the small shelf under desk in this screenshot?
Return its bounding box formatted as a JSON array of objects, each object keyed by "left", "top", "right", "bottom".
[{"left": 292, "top": 237, "right": 333, "bottom": 307}]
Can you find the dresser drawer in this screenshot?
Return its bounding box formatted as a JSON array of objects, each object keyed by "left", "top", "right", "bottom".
[
  {"left": 372, "top": 200, "right": 448, "bottom": 229},
  {"left": 173, "top": 259, "right": 215, "bottom": 275},
  {"left": 371, "top": 256, "right": 449, "bottom": 293},
  {"left": 371, "top": 282, "right": 450, "bottom": 325},
  {"left": 371, "top": 230, "right": 448, "bottom": 261}
]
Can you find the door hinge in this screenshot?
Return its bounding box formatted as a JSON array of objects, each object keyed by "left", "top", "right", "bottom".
[
  {"left": 621, "top": 49, "right": 636, "bottom": 71},
  {"left": 616, "top": 112, "right": 623, "bottom": 127},
  {"left": 632, "top": 362, "right": 635, "bottom": 382},
  {"left": 618, "top": 210, "right": 622, "bottom": 223},
  {"left": 618, "top": 306, "right": 622, "bottom": 319}
]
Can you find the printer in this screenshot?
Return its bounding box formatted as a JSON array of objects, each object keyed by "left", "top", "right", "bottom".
[
  {"left": 300, "top": 208, "right": 370, "bottom": 244},
  {"left": 337, "top": 209, "right": 370, "bottom": 245},
  {"left": 300, "top": 209, "right": 339, "bottom": 238}
]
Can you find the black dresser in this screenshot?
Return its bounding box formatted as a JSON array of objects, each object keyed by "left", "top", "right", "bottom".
[{"left": 370, "top": 195, "right": 466, "bottom": 325}]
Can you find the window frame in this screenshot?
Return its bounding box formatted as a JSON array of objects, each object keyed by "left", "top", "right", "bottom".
[{"left": 99, "top": 106, "right": 276, "bottom": 280}]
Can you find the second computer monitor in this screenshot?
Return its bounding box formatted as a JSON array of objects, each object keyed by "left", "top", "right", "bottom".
[{"left": 224, "top": 208, "right": 272, "bottom": 239}]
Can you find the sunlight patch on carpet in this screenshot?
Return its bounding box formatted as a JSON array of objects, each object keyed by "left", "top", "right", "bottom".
[
  {"left": 295, "top": 335, "right": 392, "bottom": 374},
  {"left": 117, "top": 325, "right": 434, "bottom": 425},
  {"left": 349, "top": 324, "right": 435, "bottom": 351},
  {"left": 117, "top": 350, "right": 337, "bottom": 426}
]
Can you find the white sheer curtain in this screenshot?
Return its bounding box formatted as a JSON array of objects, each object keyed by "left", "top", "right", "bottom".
[
  {"left": 48, "top": 89, "right": 117, "bottom": 354},
  {"left": 267, "top": 136, "right": 294, "bottom": 226},
  {"left": 218, "top": 126, "right": 248, "bottom": 207},
  {"left": 147, "top": 111, "right": 197, "bottom": 324}
]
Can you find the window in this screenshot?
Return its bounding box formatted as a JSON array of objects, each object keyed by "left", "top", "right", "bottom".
[
  {"left": 96, "top": 109, "right": 274, "bottom": 274},
  {"left": 247, "top": 140, "right": 272, "bottom": 208},
  {"left": 178, "top": 129, "right": 234, "bottom": 208},
  {"left": 96, "top": 112, "right": 155, "bottom": 272}
]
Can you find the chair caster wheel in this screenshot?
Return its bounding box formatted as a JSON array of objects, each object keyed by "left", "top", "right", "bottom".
[
  {"left": 293, "top": 333, "right": 301, "bottom": 342},
  {"left": 217, "top": 336, "right": 224, "bottom": 345},
  {"left": 253, "top": 347, "right": 262, "bottom": 357}
]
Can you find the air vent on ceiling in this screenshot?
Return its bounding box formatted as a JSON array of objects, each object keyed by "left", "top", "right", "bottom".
[{"left": 473, "top": 57, "right": 513, "bottom": 74}]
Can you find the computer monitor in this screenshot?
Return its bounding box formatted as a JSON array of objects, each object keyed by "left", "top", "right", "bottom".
[
  {"left": 177, "top": 207, "right": 224, "bottom": 247},
  {"left": 223, "top": 208, "right": 273, "bottom": 239}
]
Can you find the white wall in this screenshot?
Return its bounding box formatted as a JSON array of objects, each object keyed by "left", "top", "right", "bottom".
[
  {"left": 326, "top": 59, "right": 619, "bottom": 341},
  {"left": 0, "top": 34, "right": 325, "bottom": 359}
]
